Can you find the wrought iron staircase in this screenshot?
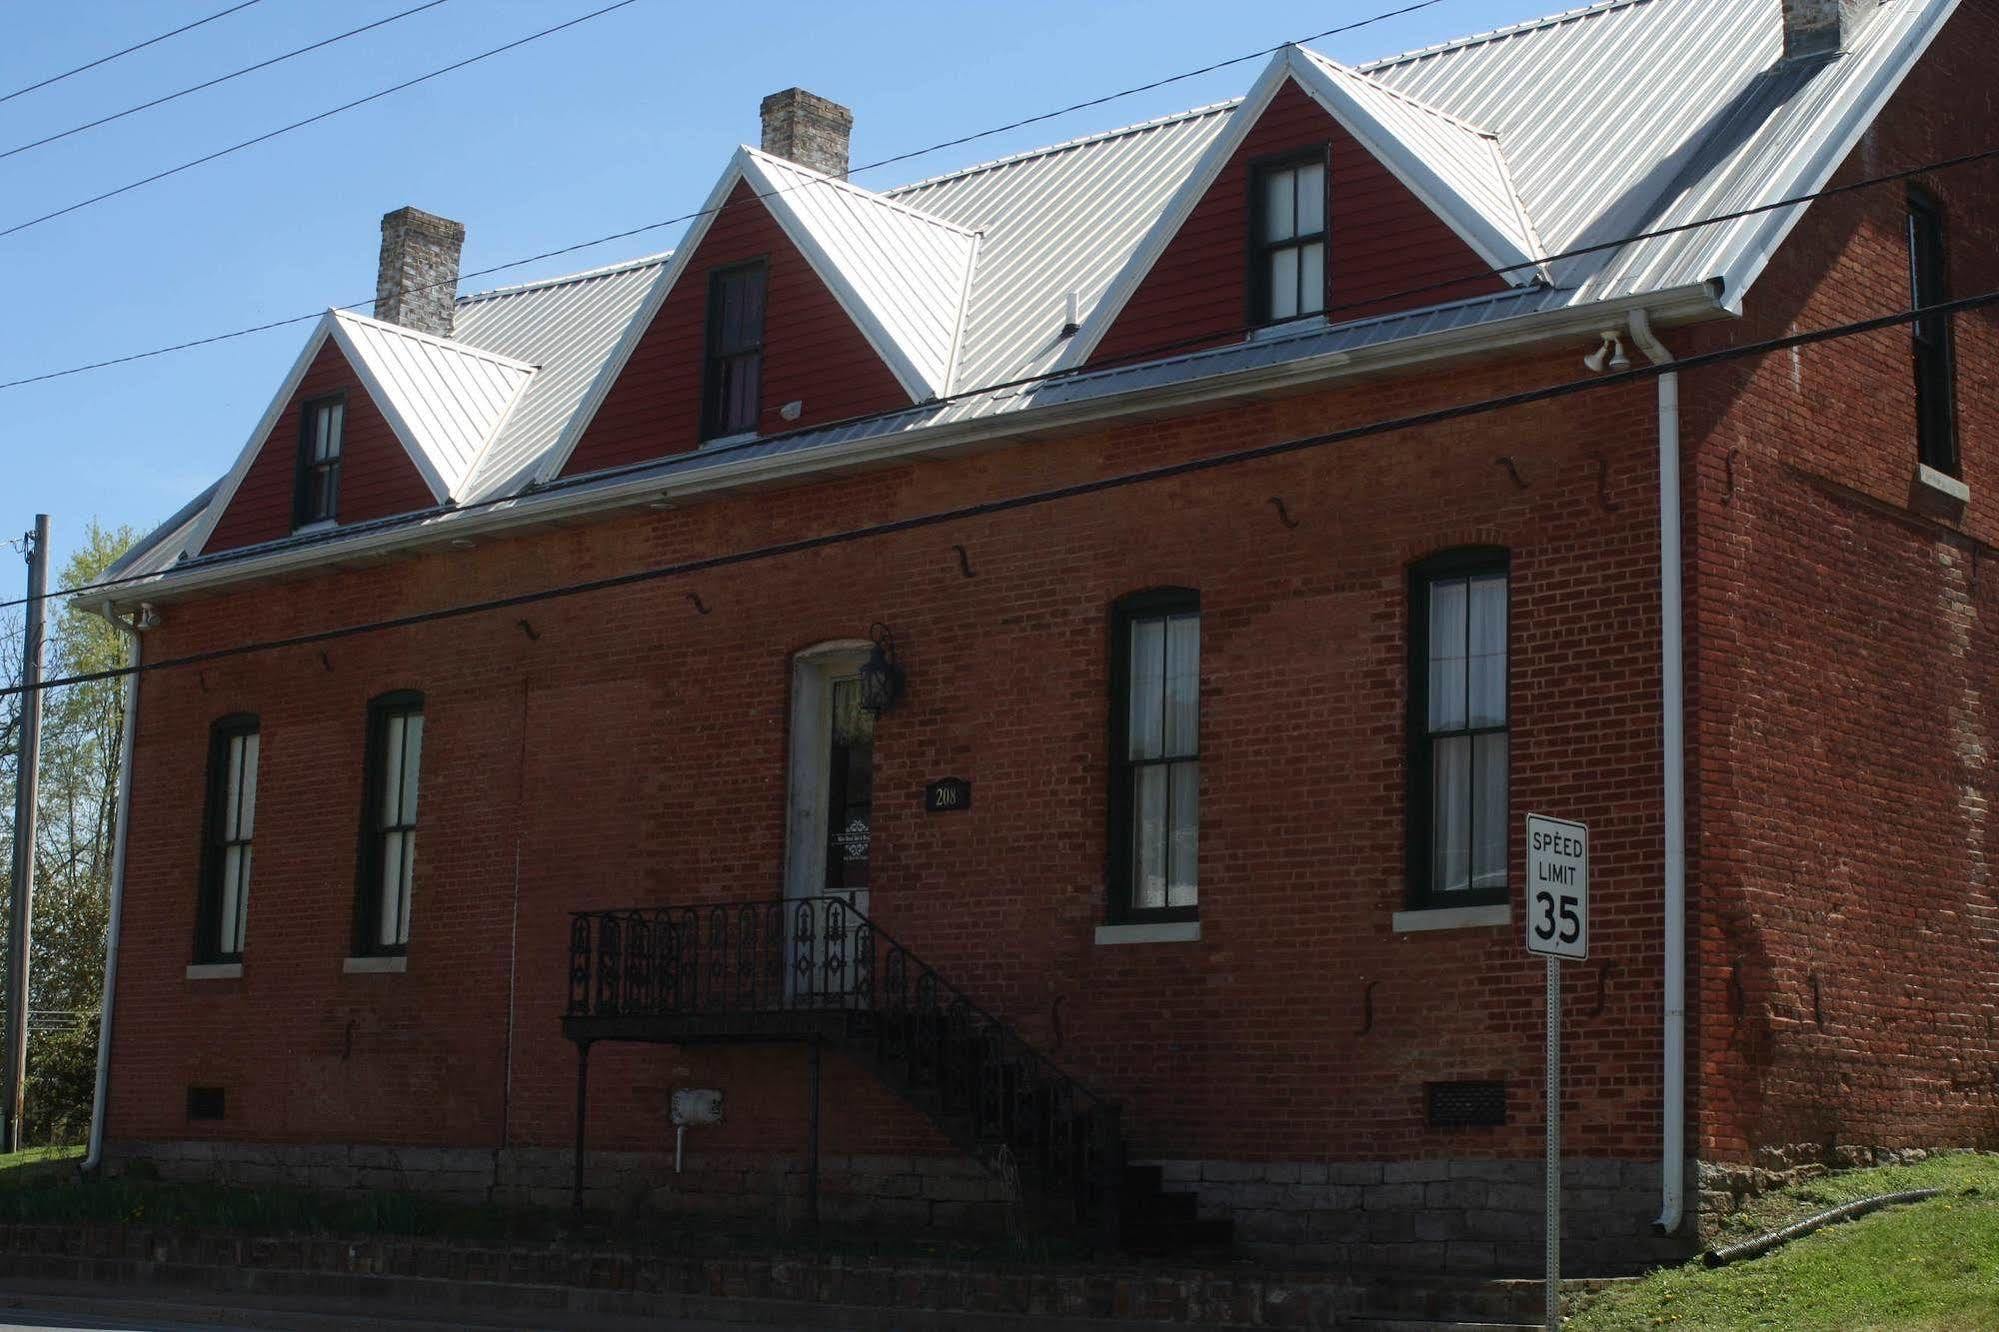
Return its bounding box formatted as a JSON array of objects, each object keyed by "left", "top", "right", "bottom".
[{"left": 562, "top": 897, "right": 1227, "bottom": 1253}]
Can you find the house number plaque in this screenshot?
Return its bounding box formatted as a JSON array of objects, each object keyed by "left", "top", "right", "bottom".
[{"left": 924, "top": 777, "right": 971, "bottom": 812}]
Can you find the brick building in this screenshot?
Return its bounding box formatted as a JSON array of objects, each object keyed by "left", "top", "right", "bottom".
[{"left": 79, "top": 0, "right": 1994, "bottom": 1275}]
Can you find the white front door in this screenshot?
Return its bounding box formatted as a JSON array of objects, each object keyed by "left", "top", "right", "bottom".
[{"left": 783, "top": 644, "right": 875, "bottom": 1001}]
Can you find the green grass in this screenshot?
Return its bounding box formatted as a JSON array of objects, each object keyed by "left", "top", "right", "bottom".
[
  {"left": 0, "top": 1144, "right": 84, "bottom": 1184},
  {"left": 1571, "top": 1152, "right": 1999, "bottom": 1331}
]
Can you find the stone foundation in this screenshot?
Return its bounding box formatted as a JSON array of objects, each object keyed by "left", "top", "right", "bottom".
[
  {"left": 109, "top": 1141, "right": 1693, "bottom": 1274},
  {"left": 1140, "top": 1157, "right": 1691, "bottom": 1275},
  {"left": 1694, "top": 1142, "right": 1954, "bottom": 1240},
  {"left": 107, "top": 1141, "right": 1015, "bottom": 1233}
]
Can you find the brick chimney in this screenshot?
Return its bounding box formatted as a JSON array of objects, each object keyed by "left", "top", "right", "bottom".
[
  {"left": 375, "top": 205, "right": 465, "bottom": 338},
  {"left": 1781, "top": 0, "right": 1878, "bottom": 61},
  {"left": 759, "top": 88, "right": 853, "bottom": 179}
]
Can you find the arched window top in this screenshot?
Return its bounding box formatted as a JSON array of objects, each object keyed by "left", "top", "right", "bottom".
[
  {"left": 368, "top": 688, "right": 425, "bottom": 712},
  {"left": 209, "top": 711, "right": 259, "bottom": 734}
]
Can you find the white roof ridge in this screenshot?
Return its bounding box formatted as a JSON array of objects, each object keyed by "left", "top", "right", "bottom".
[
  {"left": 331, "top": 306, "right": 540, "bottom": 373},
  {"left": 1359, "top": 0, "right": 1648, "bottom": 72},
  {"left": 457, "top": 250, "right": 675, "bottom": 305},
  {"left": 1297, "top": 46, "right": 1498, "bottom": 137},
  {"left": 741, "top": 145, "right": 981, "bottom": 237},
  {"left": 885, "top": 99, "right": 1242, "bottom": 195}
]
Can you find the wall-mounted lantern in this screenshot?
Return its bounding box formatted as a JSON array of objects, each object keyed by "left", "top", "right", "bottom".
[{"left": 857, "top": 622, "right": 904, "bottom": 715}]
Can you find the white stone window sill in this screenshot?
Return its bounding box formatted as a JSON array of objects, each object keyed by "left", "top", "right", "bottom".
[
  {"left": 185, "top": 962, "right": 243, "bottom": 980},
  {"left": 1392, "top": 904, "right": 1511, "bottom": 933},
  {"left": 1094, "top": 921, "right": 1201, "bottom": 946},
  {"left": 291, "top": 519, "right": 338, "bottom": 536},
  {"left": 342, "top": 955, "right": 407, "bottom": 974},
  {"left": 699, "top": 430, "right": 758, "bottom": 451},
  {"left": 1915, "top": 462, "right": 1970, "bottom": 505},
  {"left": 1248, "top": 314, "right": 1328, "bottom": 342}
]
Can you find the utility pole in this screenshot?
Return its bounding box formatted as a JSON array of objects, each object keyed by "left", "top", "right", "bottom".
[{"left": 4, "top": 515, "right": 48, "bottom": 1153}]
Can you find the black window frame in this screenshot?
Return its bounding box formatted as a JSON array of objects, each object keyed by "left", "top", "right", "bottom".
[
  {"left": 292, "top": 391, "right": 347, "bottom": 530},
  {"left": 354, "top": 690, "right": 425, "bottom": 957},
  {"left": 1908, "top": 187, "right": 1959, "bottom": 477},
  {"left": 1107, "top": 586, "right": 1202, "bottom": 925},
  {"left": 700, "top": 260, "right": 768, "bottom": 441},
  {"left": 1247, "top": 147, "right": 1331, "bottom": 328},
  {"left": 1406, "top": 548, "right": 1511, "bottom": 912},
  {"left": 193, "top": 713, "right": 260, "bottom": 965}
]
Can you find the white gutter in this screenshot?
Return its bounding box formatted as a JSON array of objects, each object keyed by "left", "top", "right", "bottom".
[
  {"left": 82, "top": 607, "right": 142, "bottom": 1174},
  {"left": 1628, "top": 308, "right": 1686, "bottom": 1235},
  {"left": 98, "top": 281, "right": 1726, "bottom": 615}
]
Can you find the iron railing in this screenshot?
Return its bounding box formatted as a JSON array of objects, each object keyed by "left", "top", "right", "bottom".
[{"left": 565, "top": 897, "right": 1119, "bottom": 1229}]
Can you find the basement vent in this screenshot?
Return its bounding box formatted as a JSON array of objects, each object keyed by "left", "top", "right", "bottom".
[
  {"left": 186, "top": 1086, "right": 226, "bottom": 1121},
  {"left": 1427, "top": 1080, "right": 1506, "bottom": 1128}
]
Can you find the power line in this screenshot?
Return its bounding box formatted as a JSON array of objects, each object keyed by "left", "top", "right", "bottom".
[
  {"left": 0, "top": 0, "right": 1445, "bottom": 389},
  {"left": 4, "top": 284, "right": 1988, "bottom": 702},
  {"left": 0, "top": 1, "right": 263, "bottom": 107},
  {"left": 0, "top": 0, "right": 639, "bottom": 241},
  {"left": 5, "top": 136, "right": 1995, "bottom": 615},
  {"left": 0, "top": 0, "right": 454, "bottom": 164}
]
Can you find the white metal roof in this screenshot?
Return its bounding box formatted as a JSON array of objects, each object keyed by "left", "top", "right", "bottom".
[
  {"left": 452, "top": 251, "right": 669, "bottom": 499},
  {"left": 740, "top": 147, "right": 980, "bottom": 399},
  {"left": 114, "top": 0, "right": 1957, "bottom": 588},
  {"left": 890, "top": 101, "right": 1237, "bottom": 389},
  {"left": 1295, "top": 48, "right": 1542, "bottom": 276},
  {"left": 329, "top": 309, "right": 536, "bottom": 500}
]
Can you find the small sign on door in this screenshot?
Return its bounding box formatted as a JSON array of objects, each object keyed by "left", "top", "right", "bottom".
[{"left": 1525, "top": 813, "right": 1588, "bottom": 961}]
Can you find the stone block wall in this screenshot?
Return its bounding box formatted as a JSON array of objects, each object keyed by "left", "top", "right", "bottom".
[{"left": 1142, "top": 1157, "right": 1688, "bottom": 1276}]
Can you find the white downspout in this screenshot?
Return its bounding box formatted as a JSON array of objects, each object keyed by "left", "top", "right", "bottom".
[
  {"left": 82, "top": 607, "right": 142, "bottom": 1173},
  {"left": 1628, "top": 309, "right": 1686, "bottom": 1235}
]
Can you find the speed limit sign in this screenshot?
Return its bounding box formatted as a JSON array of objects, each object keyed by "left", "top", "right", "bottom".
[{"left": 1525, "top": 814, "right": 1588, "bottom": 960}]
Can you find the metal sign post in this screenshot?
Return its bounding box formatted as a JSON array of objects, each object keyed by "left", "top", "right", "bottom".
[{"left": 1526, "top": 813, "right": 1588, "bottom": 1332}]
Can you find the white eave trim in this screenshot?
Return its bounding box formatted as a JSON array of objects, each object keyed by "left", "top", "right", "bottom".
[
  {"left": 178, "top": 318, "right": 340, "bottom": 559},
  {"left": 1285, "top": 48, "right": 1541, "bottom": 281},
  {"left": 326, "top": 317, "right": 454, "bottom": 505},
  {"left": 739, "top": 148, "right": 949, "bottom": 403},
  {"left": 98, "top": 281, "right": 1725, "bottom": 613}
]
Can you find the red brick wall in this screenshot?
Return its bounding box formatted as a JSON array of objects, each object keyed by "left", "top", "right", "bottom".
[
  {"left": 1682, "top": 6, "right": 1999, "bottom": 1165},
  {"left": 114, "top": 338, "right": 1668, "bottom": 1171},
  {"left": 203, "top": 340, "right": 437, "bottom": 554},
  {"left": 1088, "top": 78, "right": 1505, "bottom": 370},
  {"left": 560, "top": 180, "right": 913, "bottom": 479}
]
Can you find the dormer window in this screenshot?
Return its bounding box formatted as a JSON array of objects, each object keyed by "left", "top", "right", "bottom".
[
  {"left": 1250, "top": 154, "right": 1328, "bottom": 325},
  {"left": 293, "top": 393, "right": 345, "bottom": 528},
  {"left": 702, "top": 261, "right": 767, "bottom": 440}
]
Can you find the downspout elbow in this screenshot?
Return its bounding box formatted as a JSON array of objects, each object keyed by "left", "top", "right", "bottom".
[{"left": 1629, "top": 308, "right": 1687, "bottom": 1238}]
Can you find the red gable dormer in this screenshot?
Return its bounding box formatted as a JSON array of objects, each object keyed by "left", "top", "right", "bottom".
[
  {"left": 1079, "top": 50, "right": 1538, "bottom": 373},
  {"left": 202, "top": 338, "right": 435, "bottom": 554},
  {"left": 559, "top": 179, "right": 918, "bottom": 479}
]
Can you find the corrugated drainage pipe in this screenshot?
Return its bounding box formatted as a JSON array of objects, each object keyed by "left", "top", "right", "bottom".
[
  {"left": 81, "top": 611, "right": 141, "bottom": 1174},
  {"left": 1701, "top": 1189, "right": 1942, "bottom": 1267}
]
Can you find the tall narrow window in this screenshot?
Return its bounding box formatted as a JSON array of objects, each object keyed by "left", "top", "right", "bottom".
[
  {"left": 1251, "top": 154, "right": 1328, "bottom": 325},
  {"left": 1908, "top": 189, "right": 1957, "bottom": 476},
  {"left": 195, "top": 715, "right": 260, "bottom": 963},
  {"left": 1109, "top": 589, "right": 1200, "bottom": 921},
  {"left": 1409, "top": 551, "right": 1509, "bottom": 910},
  {"left": 357, "top": 692, "right": 424, "bottom": 954},
  {"left": 701, "top": 262, "right": 767, "bottom": 440},
  {"left": 293, "top": 394, "right": 345, "bottom": 528}
]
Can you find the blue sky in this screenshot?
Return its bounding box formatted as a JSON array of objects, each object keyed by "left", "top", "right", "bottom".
[{"left": 0, "top": 0, "right": 1557, "bottom": 584}]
